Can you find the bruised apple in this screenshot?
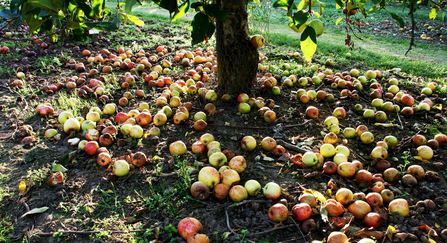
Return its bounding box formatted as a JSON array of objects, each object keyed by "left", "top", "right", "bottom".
[
  {"left": 178, "top": 217, "right": 203, "bottom": 240},
  {"left": 324, "top": 199, "right": 344, "bottom": 217}
]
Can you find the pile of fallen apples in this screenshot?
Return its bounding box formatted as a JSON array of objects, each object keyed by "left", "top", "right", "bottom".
[{"left": 8, "top": 37, "right": 447, "bottom": 242}]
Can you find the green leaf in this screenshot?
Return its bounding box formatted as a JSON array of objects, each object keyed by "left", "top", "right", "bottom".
[
  {"left": 127, "top": 14, "right": 144, "bottom": 25},
  {"left": 368, "top": 5, "right": 379, "bottom": 14},
  {"left": 297, "top": 0, "right": 307, "bottom": 10},
  {"left": 71, "top": 0, "right": 93, "bottom": 18},
  {"left": 191, "top": 12, "right": 209, "bottom": 45},
  {"left": 371, "top": 0, "right": 382, "bottom": 4},
  {"left": 320, "top": 204, "right": 329, "bottom": 223},
  {"left": 39, "top": 19, "right": 53, "bottom": 33},
  {"left": 85, "top": 22, "right": 118, "bottom": 31},
  {"left": 191, "top": 2, "right": 202, "bottom": 9},
  {"left": 52, "top": 163, "right": 68, "bottom": 173},
  {"left": 292, "top": 10, "right": 309, "bottom": 26},
  {"left": 92, "top": 0, "right": 105, "bottom": 17},
  {"left": 334, "top": 0, "right": 344, "bottom": 9},
  {"left": 390, "top": 13, "right": 404, "bottom": 28},
  {"left": 335, "top": 17, "right": 343, "bottom": 25},
  {"left": 172, "top": 0, "right": 189, "bottom": 22},
  {"left": 0, "top": 9, "right": 12, "bottom": 18},
  {"left": 124, "top": 0, "right": 138, "bottom": 13},
  {"left": 206, "top": 21, "right": 215, "bottom": 39},
  {"left": 300, "top": 26, "right": 317, "bottom": 61},
  {"left": 154, "top": 0, "right": 179, "bottom": 14},
  {"left": 203, "top": 4, "right": 227, "bottom": 22},
  {"left": 429, "top": 8, "right": 437, "bottom": 20},
  {"left": 28, "top": 0, "right": 61, "bottom": 13},
  {"left": 258, "top": 240, "right": 270, "bottom": 243},
  {"left": 10, "top": 0, "right": 23, "bottom": 14},
  {"left": 59, "top": 151, "right": 77, "bottom": 165},
  {"left": 21, "top": 207, "right": 49, "bottom": 218},
  {"left": 273, "top": 0, "right": 290, "bottom": 9}
]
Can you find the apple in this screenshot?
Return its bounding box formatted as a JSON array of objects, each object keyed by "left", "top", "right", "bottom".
[
  {"left": 374, "top": 111, "right": 387, "bottom": 122},
  {"left": 241, "top": 136, "right": 257, "bottom": 151},
  {"left": 366, "top": 192, "right": 383, "bottom": 207},
  {"left": 401, "top": 94, "right": 414, "bottom": 106},
  {"left": 427, "top": 139, "right": 439, "bottom": 149},
  {"left": 136, "top": 112, "right": 152, "bottom": 126},
  {"left": 81, "top": 120, "right": 96, "bottom": 131},
  {"left": 360, "top": 131, "right": 374, "bottom": 144},
  {"left": 302, "top": 152, "right": 318, "bottom": 167},
  {"left": 354, "top": 192, "right": 366, "bottom": 201},
  {"left": 355, "top": 125, "right": 368, "bottom": 137},
  {"left": 434, "top": 133, "right": 447, "bottom": 145},
  {"left": 327, "top": 232, "right": 348, "bottom": 243},
  {"left": 332, "top": 107, "right": 346, "bottom": 119},
  {"left": 291, "top": 203, "right": 312, "bottom": 221},
  {"left": 194, "top": 112, "right": 207, "bottom": 122},
  {"left": 86, "top": 111, "right": 101, "bottom": 122},
  {"left": 103, "top": 103, "right": 116, "bottom": 115},
  {"left": 299, "top": 194, "right": 317, "bottom": 207},
  {"left": 407, "top": 165, "right": 425, "bottom": 180},
  {"left": 401, "top": 174, "right": 418, "bottom": 187},
  {"left": 58, "top": 111, "right": 74, "bottom": 124},
  {"left": 380, "top": 189, "right": 394, "bottom": 203},
  {"left": 112, "top": 160, "right": 130, "bottom": 177},
  {"left": 209, "top": 152, "right": 228, "bottom": 168},
  {"left": 324, "top": 199, "right": 344, "bottom": 216},
  {"left": 213, "top": 183, "right": 230, "bottom": 200},
  {"left": 371, "top": 146, "right": 388, "bottom": 159},
  {"left": 44, "top": 129, "right": 58, "bottom": 138},
  {"left": 63, "top": 118, "right": 81, "bottom": 134},
  {"left": 350, "top": 69, "right": 360, "bottom": 77},
  {"left": 116, "top": 112, "right": 129, "bottom": 123},
  {"left": 384, "top": 135, "right": 398, "bottom": 148},
  {"left": 268, "top": 203, "right": 289, "bottom": 222},
  {"left": 401, "top": 106, "right": 414, "bottom": 117},
  {"left": 306, "top": 106, "right": 319, "bottom": 119},
  {"left": 228, "top": 156, "right": 247, "bottom": 173},
  {"left": 335, "top": 145, "right": 350, "bottom": 157},
  {"left": 169, "top": 140, "right": 187, "bottom": 156},
  {"left": 191, "top": 141, "right": 206, "bottom": 154},
  {"left": 383, "top": 167, "right": 401, "bottom": 183},
  {"left": 229, "top": 185, "right": 248, "bottom": 202},
  {"left": 298, "top": 77, "right": 308, "bottom": 87},
  {"left": 324, "top": 116, "right": 339, "bottom": 130},
  {"left": 355, "top": 169, "right": 373, "bottom": 188},
  {"left": 417, "top": 145, "right": 433, "bottom": 160},
  {"left": 337, "top": 162, "right": 356, "bottom": 178},
  {"left": 324, "top": 132, "right": 338, "bottom": 145},
  {"left": 365, "top": 70, "right": 377, "bottom": 79},
  {"left": 261, "top": 137, "right": 277, "bottom": 151},
  {"left": 177, "top": 217, "right": 203, "bottom": 240},
  {"left": 244, "top": 179, "right": 262, "bottom": 196},
  {"left": 388, "top": 198, "right": 410, "bottom": 217},
  {"left": 264, "top": 110, "right": 276, "bottom": 122},
  {"left": 320, "top": 143, "right": 335, "bottom": 158},
  {"left": 348, "top": 200, "right": 371, "bottom": 219},
  {"left": 263, "top": 182, "right": 281, "bottom": 200},
  {"left": 85, "top": 128, "right": 100, "bottom": 141},
  {"left": 153, "top": 113, "right": 167, "bottom": 126},
  {"left": 352, "top": 160, "right": 363, "bottom": 172},
  {"left": 363, "top": 109, "right": 375, "bottom": 119},
  {"left": 130, "top": 125, "right": 144, "bottom": 139},
  {"left": 120, "top": 124, "right": 133, "bottom": 136},
  {"left": 364, "top": 212, "right": 381, "bottom": 229},
  {"left": 343, "top": 127, "right": 356, "bottom": 138},
  {"left": 323, "top": 162, "right": 337, "bottom": 174},
  {"left": 221, "top": 169, "right": 240, "bottom": 186},
  {"left": 335, "top": 188, "right": 354, "bottom": 205},
  {"left": 238, "top": 102, "right": 251, "bottom": 114},
  {"left": 200, "top": 133, "right": 215, "bottom": 146},
  {"left": 97, "top": 152, "right": 111, "bottom": 167},
  {"left": 371, "top": 181, "right": 385, "bottom": 193},
  {"left": 198, "top": 166, "right": 220, "bottom": 188},
  {"left": 237, "top": 93, "right": 250, "bottom": 103},
  {"left": 205, "top": 90, "right": 218, "bottom": 102},
  {"left": 190, "top": 181, "right": 210, "bottom": 201}
]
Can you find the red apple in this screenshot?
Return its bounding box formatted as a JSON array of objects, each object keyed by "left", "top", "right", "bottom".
[
  {"left": 324, "top": 199, "right": 344, "bottom": 217},
  {"left": 228, "top": 185, "right": 248, "bottom": 202},
  {"left": 263, "top": 182, "right": 281, "bottom": 200},
  {"left": 348, "top": 200, "right": 371, "bottom": 219},
  {"left": 84, "top": 141, "right": 99, "bottom": 156},
  {"left": 261, "top": 137, "right": 277, "bottom": 151},
  {"left": 337, "top": 162, "right": 356, "bottom": 178},
  {"left": 335, "top": 188, "right": 354, "bottom": 205},
  {"left": 191, "top": 141, "right": 206, "bottom": 154},
  {"left": 401, "top": 94, "right": 414, "bottom": 106},
  {"left": 228, "top": 156, "right": 247, "bottom": 173},
  {"left": 299, "top": 194, "right": 317, "bottom": 207},
  {"left": 291, "top": 203, "right": 312, "bottom": 221},
  {"left": 364, "top": 212, "right": 381, "bottom": 229},
  {"left": 178, "top": 217, "right": 203, "bottom": 240},
  {"left": 306, "top": 106, "right": 319, "bottom": 119},
  {"left": 323, "top": 162, "right": 337, "bottom": 175},
  {"left": 268, "top": 203, "right": 289, "bottom": 222},
  {"left": 332, "top": 107, "right": 346, "bottom": 119},
  {"left": 407, "top": 165, "right": 425, "bottom": 180},
  {"left": 388, "top": 198, "right": 409, "bottom": 217},
  {"left": 365, "top": 192, "right": 383, "bottom": 207},
  {"left": 169, "top": 140, "right": 187, "bottom": 156}
]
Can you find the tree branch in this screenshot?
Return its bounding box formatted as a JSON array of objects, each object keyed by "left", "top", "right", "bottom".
[{"left": 405, "top": 0, "right": 416, "bottom": 55}]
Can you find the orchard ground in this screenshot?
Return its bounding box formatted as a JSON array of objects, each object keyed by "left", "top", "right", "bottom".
[{"left": 0, "top": 3, "right": 447, "bottom": 243}]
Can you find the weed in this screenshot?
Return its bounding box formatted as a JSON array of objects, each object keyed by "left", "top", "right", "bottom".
[
  {"left": 235, "top": 229, "right": 249, "bottom": 243},
  {"left": 397, "top": 151, "right": 411, "bottom": 175},
  {"left": 94, "top": 182, "right": 125, "bottom": 218},
  {"left": 163, "top": 224, "right": 178, "bottom": 238},
  {"left": 23, "top": 168, "right": 49, "bottom": 187}
]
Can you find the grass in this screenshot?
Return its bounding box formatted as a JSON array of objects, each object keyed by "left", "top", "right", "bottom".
[{"left": 106, "top": 0, "right": 447, "bottom": 80}]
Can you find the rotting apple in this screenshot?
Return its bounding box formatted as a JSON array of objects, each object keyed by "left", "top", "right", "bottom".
[
  {"left": 177, "top": 217, "right": 203, "bottom": 240},
  {"left": 190, "top": 181, "right": 210, "bottom": 201}
]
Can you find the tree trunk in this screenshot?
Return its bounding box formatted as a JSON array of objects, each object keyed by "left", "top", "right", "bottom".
[{"left": 216, "top": 0, "right": 259, "bottom": 95}]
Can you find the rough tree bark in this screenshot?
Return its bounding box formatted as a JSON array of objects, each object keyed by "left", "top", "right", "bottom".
[{"left": 215, "top": 0, "right": 259, "bottom": 94}]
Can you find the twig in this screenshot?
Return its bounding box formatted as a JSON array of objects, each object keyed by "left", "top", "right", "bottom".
[
  {"left": 349, "top": 148, "right": 368, "bottom": 164},
  {"left": 225, "top": 207, "right": 238, "bottom": 237},
  {"left": 405, "top": 0, "right": 416, "bottom": 55},
  {"left": 283, "top": 119, "right": 312, "bottom": 128},
  {"left": 247, "top": 225, "right": 295, "bottom": 237},
  {"left": 396, "top": 111, "right": 404, "bottom": 130},
  {"left": 276, "top": 139, "right": 310, "bottom": 154},
  {"left": 37, "top": 223, "right": 161, "bottom": 236},
  {"left": 208, "top": 124, "right": 266, "bottom": 130},
  {"left": 289, "top": 216, "right": 306, "bottom": 241}
]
